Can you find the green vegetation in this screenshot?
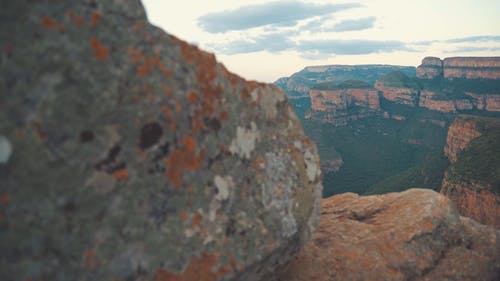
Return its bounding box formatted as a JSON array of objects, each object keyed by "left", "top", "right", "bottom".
[
  {"left": 379, "top": 71, "right": 419, "bottom": 89},
  {"left": 319, "top": 115, "right": 448, "bottom": 196},
  {"left": 447, "top": 117, "right": 500, "bottom": 194},
  {"left": 296, "top": 65, "right": 416, "bottom": 85},
  {"left": 312, "top": 79, "right": 372, "bottom": 90},
  {"left": 365, "top": 152, "right": 450, "bottom": 194},
  {"left": 417, "top": 78, "right": 500, "bottom": 100},
  {"left": 312, "top": 81, "right": 337, "bottom": 90}
]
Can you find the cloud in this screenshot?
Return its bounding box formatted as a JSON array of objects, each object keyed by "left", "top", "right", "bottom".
[
  {"left": 447, "top": 46, "right": 500, "bottom": 53},
  {"left": 198, "top": 1, "right": 361, "bottom": 33},
  {"left": 210, "top": 36, "right": 410, "bottom": 58},
  {"left": 333, "top": 17, "right": 376, "bottom": 32},
  {"left": 208, "top": 32, "right": 297, "bottom": 55},
  {"left": 446, "top": 35, "right": 500, "bottom": 43},
  {"left": 298, "top": 39, "right": 409, "bottom": 55}
]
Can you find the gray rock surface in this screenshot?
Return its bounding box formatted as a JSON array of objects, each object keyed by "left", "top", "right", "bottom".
[{"left": 0, "top": 1, "right": 322, "bottom": 280}]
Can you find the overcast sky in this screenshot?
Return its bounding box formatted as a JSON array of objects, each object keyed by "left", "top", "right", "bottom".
[{"left": 142, "top": 0, "right": 500, "bottom": 82}]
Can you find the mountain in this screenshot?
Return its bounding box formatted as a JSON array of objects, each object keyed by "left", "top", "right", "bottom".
[
  {"left": 0, "top": 1, "right": 322, "bottom": 280},
  {"left": 441, "top": 115, "right": 500, "bottom": 229},
  {"left": 275, "top": 64, "right": 416, "bottom": 98}
]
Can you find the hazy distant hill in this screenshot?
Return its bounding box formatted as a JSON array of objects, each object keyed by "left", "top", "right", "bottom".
[{"left": 275, "top": 64, "right": 416, "bottom": 98}]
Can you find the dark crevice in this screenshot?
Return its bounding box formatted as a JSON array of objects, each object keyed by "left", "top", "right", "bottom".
[{"left": 139, "top": 122, "right": 163, "bottom": 150}]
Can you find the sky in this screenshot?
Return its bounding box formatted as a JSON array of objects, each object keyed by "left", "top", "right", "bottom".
[{"left": 142, "top": 0, "right": 500, "bottom": 82}]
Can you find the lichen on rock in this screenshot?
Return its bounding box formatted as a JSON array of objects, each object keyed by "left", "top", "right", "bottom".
[{"left": 0, "top": 1, "right": 322, "bottom": 281}]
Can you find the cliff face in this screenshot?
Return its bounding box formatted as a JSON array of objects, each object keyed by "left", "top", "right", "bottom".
[
  {"left": 418, "top": 90, "right": 475, "bottom": 112},
  {"left": 416, "top": 57, "right": 443, "bottom": 79},
  {"left": 442, "top": 177, "right": 500, "bottom": 229},
  {"left": 441, "top": 116, "right": 500, "bottom": 230},
  {"left": 375, "top": 80, "right": 418, "bottom": 106},
  {"left": 278, "top": 189, "right": 500, "bottom": 281},
  {"left": 0, "top": 1, "right": 322, "bottom": 281},
  {"left": 417, "top": 56, "right": 500, "bottom": 80},
  {"left": 321, "top": 158, "right": 344, "bottom": 173},
  {"left": 444, "top": 117, "right": 482, "bottom": 162},
  {"left": 310, "top": 89, "right": 380, "bottom": 112},
  {"left": 307, "top": 89, "right": 380, "bottom": 125},
  {"left": 465, "top": 92, "right": 500, "bottom": 111}
]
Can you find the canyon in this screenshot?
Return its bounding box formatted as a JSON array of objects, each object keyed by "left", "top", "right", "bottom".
[
  {"left": 278, "top": 56, "right": 500, "bottom": 198},
  {"left": 1, "top": 1, "right": 499, "bottom": 281},
  {"left": 441, "top": 116, "right": 500, "bottom": 229},
  {"left": 278, "top": 57, "right": 500, "bottom": 128}
]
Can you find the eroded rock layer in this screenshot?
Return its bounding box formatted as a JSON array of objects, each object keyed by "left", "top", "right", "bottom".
[{"left": 417, "top": 56, "right": 500, "bottom": 80}]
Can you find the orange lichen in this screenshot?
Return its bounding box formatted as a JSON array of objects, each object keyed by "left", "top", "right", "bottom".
[
  {"left": 164, "top": 88, "right": 174, "bottom": 96},
  {"left": 191, "top": 116, "right": 204, "bottom": 135},
  {"left": 158, "top": 63, "right": 173, "bottom": 78},
  {"left": 174, "top": 101, "right": 182, "bottom": 113},
  {"left": 66, "top": 11, "right": 84, "bottom": 26},
  {"left": 129, "top": 48, "right": 172, "bottom": 78},
  {"left": 1, "top": 193, "right": 10, "bottom": 206},
  {"left": 162, "top": 105, "right": 173, "bottom": 120},
  {"left": 187, "top": 91, "right": 198, "bottom": 104},
  {"left": 91, "top": 11, "right": 101, "bottom": 27},
  {"left": 83, "top": 249, "right": 99, "bottom": 269},
  {"left": 182, "top": 136, "right": 196, "bottom": 154},
  {"left": 179, "top": 211, "right": 189, "bottom": 221},
  {"left": 41, "top": 16, "right": 65, "bottom": 30},
  {"left": 192, "top": 213, "right": 202, "bottom": 228},
  {"left": 165, "top": 136, "right": 203, "bottom": 188},
  {"left": 247, "top": 81, "right": 260, "bottom": 92},
  {"left": 240, "top": 88, "right": 251, "bottom": 102},
  {"left": 153, "top": 252, "right": 230, "bottom": 281},
  {"left": 113, "top": 168, "right": 128, "bottom": 181},
  {"left": 129, "top": 48, "right": 144, "bottom": 64},
  {"left": 169, "top": 34, "right": 224, "bottom": 117},
  {"left": 219, "top": 111, "right": 228, "bottom": 122},
  {"left": 89, "top": 38, "right": 109, "bottom": 61}
]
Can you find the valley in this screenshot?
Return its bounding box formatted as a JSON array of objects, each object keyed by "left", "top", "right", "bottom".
[{"left": 276, "top": 57, "right": 500, "bottom": 197}]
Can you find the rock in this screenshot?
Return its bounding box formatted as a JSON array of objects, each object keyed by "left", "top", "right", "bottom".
[
  {"left": 444, "top": 57, "right": 500, "bottom": 79},
  {"left": 441, "top": 115, "right": 500, "bottom": 229},
  {"left": 465, "top": 92, "right": 500, "bottom": 112},
  {"left": 307, "top": 88, "right": 380, "bottom": 125},
  {"left": 442, "top": 178, "right": 500, "bottom": 229},
  {"left": 444, "top": 116, "right": 482, "bottom": 163},
  {"left": 321, "top": 158, "right": 344, "bottom": 173},
  {"left": 418, "top": 90, "right": 458, "bottom": 112},
  {"left": 417, "top": 56, "right": 500, "bottom": 80},
  {"left": 416, "top": 57, "right": 443, "bottom": 79},
  {"left": 277, "top": 189, "right": 500, "bottom": 281},
  {"left": 374, "top": 81, "right": 418, "bottom": 106},
  {"left": 0, "top": 1, "right": 322, "bottom": 281}
]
